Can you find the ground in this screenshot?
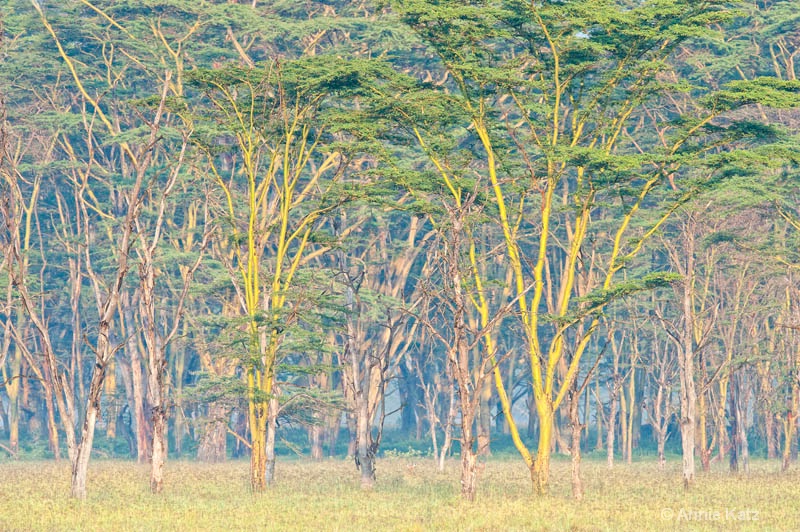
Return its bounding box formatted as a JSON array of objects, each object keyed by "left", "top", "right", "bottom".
[{"left": 0, "top": 457, "right": 797, "bottom": 531}]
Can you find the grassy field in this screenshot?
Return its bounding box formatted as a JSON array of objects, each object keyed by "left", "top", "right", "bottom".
[{"left": 0, "top": 457, "right": 798, "bottom": 531}]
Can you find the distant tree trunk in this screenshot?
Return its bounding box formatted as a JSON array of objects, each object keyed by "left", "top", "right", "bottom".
[
  {"left": 264, "top": 397, "right": 278, "bottom": 486},
  {"left": 607, "top": 387, "right": 618, "bottom": 469},
  {"left": 766, "top": 411, "right": 778, "bottom": 460},
  {"left": 477, "top": 378, "right": 492, "bottom": 456},
  {"left": 438, "top": 375, "right": 457, "bottom": 472},
  {"left": 326, "top": 412, "right": 341, "bottom": 458},
  {"left": 4, "top": 343, "right": 21, "bottom": 454},
  {"left": 105, "top": 358, "right": 117, "bottom": 440},
  {"left": 782, "top": 378, "right": 798, "bottom": 473},
  {"left": 123, "top": 297, "right": 151, "bottom": 464},
  {"left": 569, "top": 386, "right": 584, "bottom": 500},
  {"left": 738, "top": 378, "right": 750, "bottom": 474},
  {"left": 346, "top": 411, "right": 357, "bottom": 458},
  {"left": 310, "top": 421, "right": 324, "bottom": 461},
  {"left": 41, "top": 363, "right": 60, "bottom": 460},
  {"left": 197, "top": 403, "right": 228, "bottom": 463},
  {"left": 595, "top": 378, "right": 604, "bottom": 452}
]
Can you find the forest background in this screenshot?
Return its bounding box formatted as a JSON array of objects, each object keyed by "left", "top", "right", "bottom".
[{"left": 1, "top": 0, "right": 800, "bottom": 506}]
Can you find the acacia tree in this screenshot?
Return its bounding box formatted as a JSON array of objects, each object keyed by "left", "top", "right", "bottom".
[
  {"left": 186, "top": 58, "right": 382, "bottom": 490},
  {"left": 395, "top": 0, "right": 741, "bottom": 494}
]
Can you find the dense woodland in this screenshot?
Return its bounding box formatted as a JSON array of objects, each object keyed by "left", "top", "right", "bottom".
[{"left": 1, "top": 0, "right": 800, "bottom": 502}]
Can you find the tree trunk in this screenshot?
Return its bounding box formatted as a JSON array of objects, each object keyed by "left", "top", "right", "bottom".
[
  {"left": 265, "top": 397, "right": 278, "bottom": 486},
  {"left": 531, "top": 405, "right": 553, "bottom": 495},
  {"left": 438, "top": 377, "right": 456, "bottom": 472},
  {"left": 460, "top": 443, "right": 478, "bottom": 502},
  {"left": 766, "top": 410, "right": 777, "bottom": 460},
  {"left": 310, "top": 422, "right": 324, "bottom": 461},
  {"left": 607, "top": 389, "right": 617, "bottom": 469},
  {"left": 729, "top": 376, "right": 739, "bottom": 473},
  {"left": 150, "top": 405, "right": 167, "bottom": 493},
  {"left": 41, "top": 363, "right": 60, "bottom": 460},
  {"left": 477, "top": 378, "right": 492, "bottom": 456},
  {"left": 123, "top": 300, "right": 150, "bottom": 464},
  {"left": 569, "top": 389, "right": 583, "bottom": 500},
  {"left": 327, "top": 412, "right": 340, "bottom": 458},
  {"left": 357, "top": 393, "right": 375, "bottom": 489},
  {"left": 346, "top": 411, "right": 357, "bottom": 458},
  {"left": 197, "top": 402, "right": 228, "bottom": 462},
  {"left": 595, "top": 378, "right": 604, "bottom": 451},
  {"left": 70, "top": 366, "right": 105, "bottom": 499},
  {"left": 698, "top": 390, "right": 711, "bottom": 472}
]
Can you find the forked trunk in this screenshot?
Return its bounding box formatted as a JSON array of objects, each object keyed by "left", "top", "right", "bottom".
[{"left": 71, "top": 401, "right": 100, "bottom": 499}]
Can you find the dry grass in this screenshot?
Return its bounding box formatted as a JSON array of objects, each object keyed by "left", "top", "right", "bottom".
[{"left": 0, "top": 457, "right": 798, "bottom": 531}]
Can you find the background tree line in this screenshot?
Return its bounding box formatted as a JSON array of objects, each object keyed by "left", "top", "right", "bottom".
[{"left": 1, "top": 0, "right": 799, "bottom": 501}]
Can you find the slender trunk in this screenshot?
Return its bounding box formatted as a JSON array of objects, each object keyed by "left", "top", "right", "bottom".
[
  {"left": 782, "top": 381, "right": 798, "bottom": 472},
  {"left": 678, "top": 249, "right": 697, "bottom": 489},
  {"left": 698, "top": 390, "right": 711, "bottom": 472},
  {"left": 729, "top": 375, "right": 739, "bottom": 473},
  {"left": 619, "top": 387, "right": 628, "bottom": 463},
  {"left": 739, "top": 394, "right": 750, "bottom": 474},
  {"left": 595, "top": 378, "right": 603, "bottom": 451},
  {"left": 265, "top": 397, "right": 278, "bottom": 486},
  {"left": 626, "top": 367, "right": 636, "bottom": 465},
  {"left": 123, "top": 300, "right": 150, "bottom": 464},
  {"left": 607, "top": 389, "right": 617, "bottom": 469},
  {"left": 438, "top": 377, "right": 456, "bottom": 471},
  {"left": 718, "top": 376, "right": 730, "bottom": 463},
  {"left": 105, "top": 358, "right": 117, "bottom": 439},
  {"left": 4, "top": 344, "right": 21, "bottom": 453},
  {"left": 679, "top": 345, "right": 697, "bottom": 489},
  {"left": 346, "top": 411, "right": 357, "bottom": 458},
  {"left": 569, "top": 389, "right": 583, "bottom": 500},
  {"left": 41, "top": 363, "right": 60, "bottom": 460},
  {"left": 477, "top": 378, "right": 491, "bottom": 456}
]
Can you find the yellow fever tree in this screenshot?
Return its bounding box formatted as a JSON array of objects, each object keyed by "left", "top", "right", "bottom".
[
  {"left": 187, "top": 60, "right": 368, "bottom": 491},
  {"left": 396, "top": 0, "right": 740, "bottom": 494}
]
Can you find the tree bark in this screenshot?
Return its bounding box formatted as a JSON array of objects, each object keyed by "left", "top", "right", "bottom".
[
  {"left": 197, "top": 402, "right": 228, "bottom": 462},
  {"left": 569, "top": 388, "right": 584, "bottom": 500},
  {"left": 264, "top": 397, "right": 278, "bottom": 486}
]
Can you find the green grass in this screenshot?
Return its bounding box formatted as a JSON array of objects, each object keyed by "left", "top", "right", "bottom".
[{"left": 0, "top": 457, "right": 798, "bottom": 531}]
